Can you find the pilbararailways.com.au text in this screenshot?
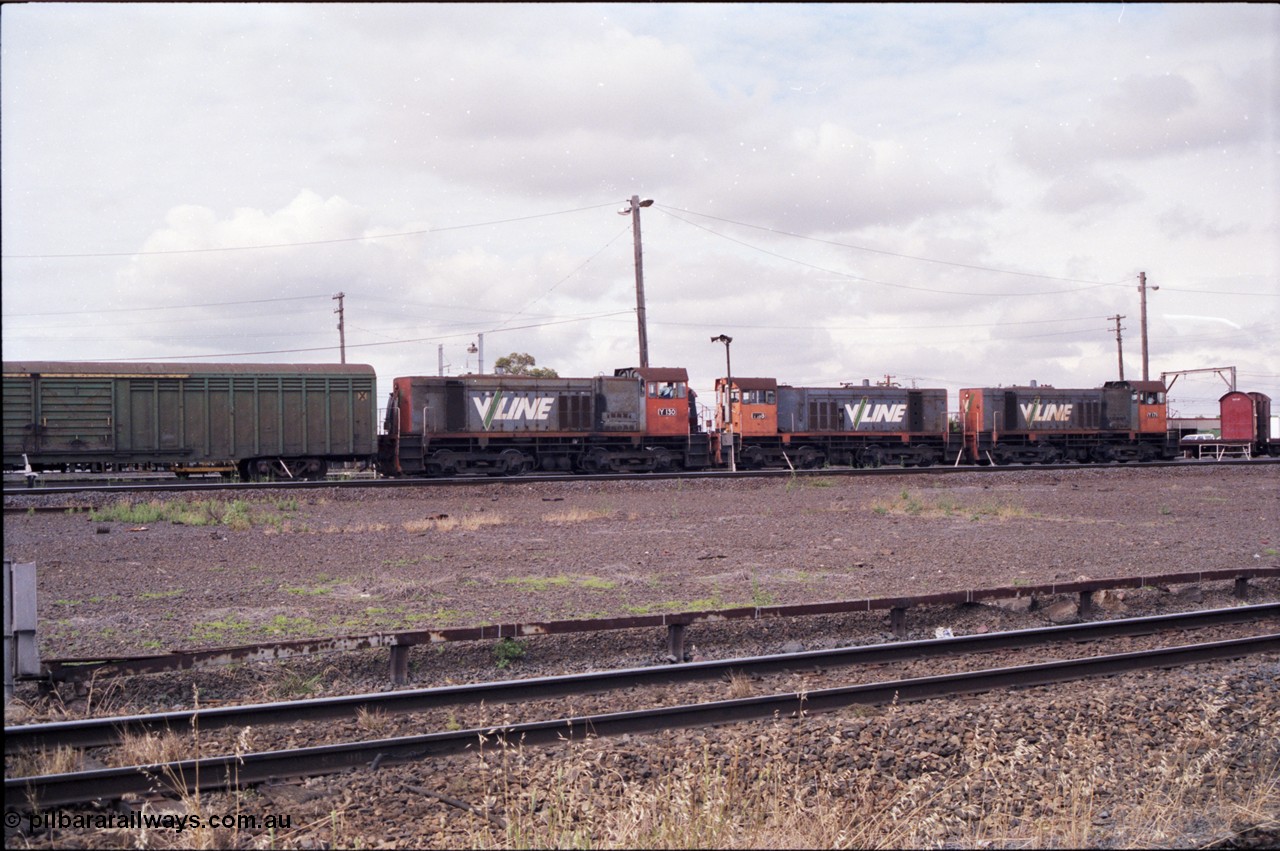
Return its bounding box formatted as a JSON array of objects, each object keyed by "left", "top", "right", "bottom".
[{"left": 9, "top": 809, "right": 292, "bottom": 833}]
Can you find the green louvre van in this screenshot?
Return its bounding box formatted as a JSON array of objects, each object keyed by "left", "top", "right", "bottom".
[{"left": 3, "top": 362, "right": 377, "bottom": 480}]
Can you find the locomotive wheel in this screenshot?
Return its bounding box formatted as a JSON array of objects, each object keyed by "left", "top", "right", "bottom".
[
  {"left": 498, "top": 449, "right": 533, "bottom": 476},
  {"left": 579, "top": 447, "right": 610, "bottom": 474},
  {"left": 429, "top": 450, "right": 459, "bottom": 476},
  {"left": 1037, "top": 447, "right": 1062, "bottom": 464},
  {"left": 740, "top": 445, "right": 766, "bottom": 469},
  {"left": 797, "top": 447, "right": 824, "bottom": 469}
]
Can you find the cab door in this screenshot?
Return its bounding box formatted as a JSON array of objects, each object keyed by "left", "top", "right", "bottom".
[
  {"left": 1137, "top": 390, "right": 1167, "bottom": 434},
  {"left": 645, "top": 379, "right": 689, "bottom": 436}
]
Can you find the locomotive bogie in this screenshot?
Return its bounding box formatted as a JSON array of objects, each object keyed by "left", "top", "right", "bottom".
[{"left": 3, "top": 361, "right": 378, "bottom": 480}]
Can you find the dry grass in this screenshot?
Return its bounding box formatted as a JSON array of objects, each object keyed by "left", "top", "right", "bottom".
[
  {"left": 318, "top": 522, "right": 391, "bottom": 534},
  {"left": 109, "top": 729, "right": 191, "bottom": 769},
  {"left": 725, "top": 671, "right": 755, "bottom": 700},
  {"left": 542, "top": 507, "right": 619, "bottom": 524},
  {"left": 8, "top": 744, "right": 83, "bottom": 779},
  {"left": 456, "top": 685, "right": 1280, "bottom": 849},
  {"left": 356, "top": 706, "right": 393, "bottom": 737},
  {"left": 867, "top": 489, "right": 1032, "bottom": 521},
  {"left": 403, "top": 513, "right": 505, "bottom": 533}
]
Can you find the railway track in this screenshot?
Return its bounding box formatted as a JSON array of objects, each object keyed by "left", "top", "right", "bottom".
[
  {"left": 5, "top": 455, "right": 1276, "bottom": 497},
  {"left": 8, "top": 605, "right": 1277, "bottom": 809},
  {"left": 9, "top": 602, "right": 1276, "bottom": 752}
]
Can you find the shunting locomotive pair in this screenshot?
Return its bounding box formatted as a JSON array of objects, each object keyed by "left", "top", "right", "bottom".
[{"left": 3, "top": 361, "right": 1275, "bottom": 479}]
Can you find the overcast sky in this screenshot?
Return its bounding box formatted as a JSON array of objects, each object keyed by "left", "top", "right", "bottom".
[{"left": 3, "top": 3, "right": 1277, "bottom": 419}]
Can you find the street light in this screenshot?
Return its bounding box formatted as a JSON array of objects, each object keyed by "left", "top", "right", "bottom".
[
  {"left": 711, "top": 334, "right": 735, "bottom": 472},
  {"left": 620, "top": 196, "right": 654, "bottom": 368},
  {"left": 1138, "top": 272, "right": 1159, "bottom": 382}
]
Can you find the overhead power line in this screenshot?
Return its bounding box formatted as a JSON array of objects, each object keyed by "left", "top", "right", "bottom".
[
  {"left": 659, "top": 205, "right": 1128, "bottom": 287},
  {"left": 659, "top": 208, "right": 1120, "bottom": 297},
  {"left": 5, "top": 294, "right": 329, "bottom": 318},
  {"left": 1, "top": 203, "right": 619, "bottom": 260},
  {"left": 86, "top": 310, "right": 634, "bottom": 362}
]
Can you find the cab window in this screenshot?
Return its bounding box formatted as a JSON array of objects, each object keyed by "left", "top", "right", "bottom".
[{"left": 649, "top": 381, "right": 685, "bottom": 399}]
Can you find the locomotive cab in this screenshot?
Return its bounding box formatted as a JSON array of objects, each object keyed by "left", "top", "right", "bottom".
[
  {"left": 714, "top": 377, "right": 779, "bottom": 438},
  {"left": 617, "top": 367, "right": 694, "bottom": 437},
  {"left": 1104, "top": 380, "right": 1168, "bottom": 435}
]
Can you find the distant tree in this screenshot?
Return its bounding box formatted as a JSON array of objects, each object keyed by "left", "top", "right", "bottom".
[{"left": 493, "top": 352, "right": 558, "bottom": 378}]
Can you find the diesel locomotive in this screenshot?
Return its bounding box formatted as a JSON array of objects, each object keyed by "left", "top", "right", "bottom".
[
  {"left": 377, "top": 367, "right": 712, "bottom": 476},
  {"left": 713, "top": 378, "right": 953, "bottom": 469},
  {"left": 958, "top": 380, "right": 1178, "bottom": 464}
]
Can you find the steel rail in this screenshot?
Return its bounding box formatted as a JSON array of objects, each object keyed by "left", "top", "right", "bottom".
[
  {"left": 31, "top": 569, "right": 1280, "bottom": 684},
  {"left": 6, "top": 633, "right": 1276, "bottom": 810},
  {"left": 9, "top": 603, "right": 1276, "bottom": 754},
  {"left": 6, "top": 456, "right": 1276, "bottom": 496}
]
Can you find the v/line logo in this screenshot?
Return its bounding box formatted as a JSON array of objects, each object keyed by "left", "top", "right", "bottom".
[
  {"left": 1020, "top": 402, "right": 1074, "bottom": 423},
  {"left": 473, "top": 392, "right": 555, "bottom": 429},
  {"left": 844, "top": 400, "right": 907, "bottom": 427}
]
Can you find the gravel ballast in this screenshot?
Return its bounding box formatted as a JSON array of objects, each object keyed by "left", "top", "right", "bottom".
[{"left": 4, "top": 464, "right": 1278, "bottom": 848}]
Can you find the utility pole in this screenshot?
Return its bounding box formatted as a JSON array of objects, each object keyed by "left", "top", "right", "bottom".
[
  {"left": 1109, "top": 314, "right": 1126, "bottom": 380},
  {"left": 1138, "top": 272, "right": 1158, "bottom": 382},
  {"left": 620, "top": 196, "right": 654, "bottom": 367},
  {"left": 332, "top": 292, "right": 346, "bottom": 364}
]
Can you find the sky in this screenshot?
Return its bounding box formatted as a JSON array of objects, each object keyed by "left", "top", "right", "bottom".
[{"left": 3, "top": 3, "right": 1277, "bottom": 422}]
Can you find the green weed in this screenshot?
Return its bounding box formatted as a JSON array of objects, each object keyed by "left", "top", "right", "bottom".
[{"left": 494, "top": 637, "right": 527, "bottom": 669}]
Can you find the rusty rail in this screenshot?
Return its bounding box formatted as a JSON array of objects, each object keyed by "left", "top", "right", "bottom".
[
  {"left": 8, "top": 633, "right": 1278, "bottom": 810},
  {"left": 11, "top": 603, "right": 1275, "bottom": 754},
  {"left": 33, "top": 567, "right": 1279, "bottom": 685}
]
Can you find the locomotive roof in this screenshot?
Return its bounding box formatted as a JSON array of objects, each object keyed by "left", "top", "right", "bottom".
[
  {"left": 962, "top": 381, "right": 1170, "bottom": 393},
  {"left": 3, "top": 361, "right": 375, "bottom": 378},
  {"left": 716, "top": 377, "right": 778, "bottom": 390},
  {"left": 613, "top": 367, "right": 690, "bottom": 382},
  {"left": 1103, "top": 380, "right": 1168, "bottom": 392}
]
